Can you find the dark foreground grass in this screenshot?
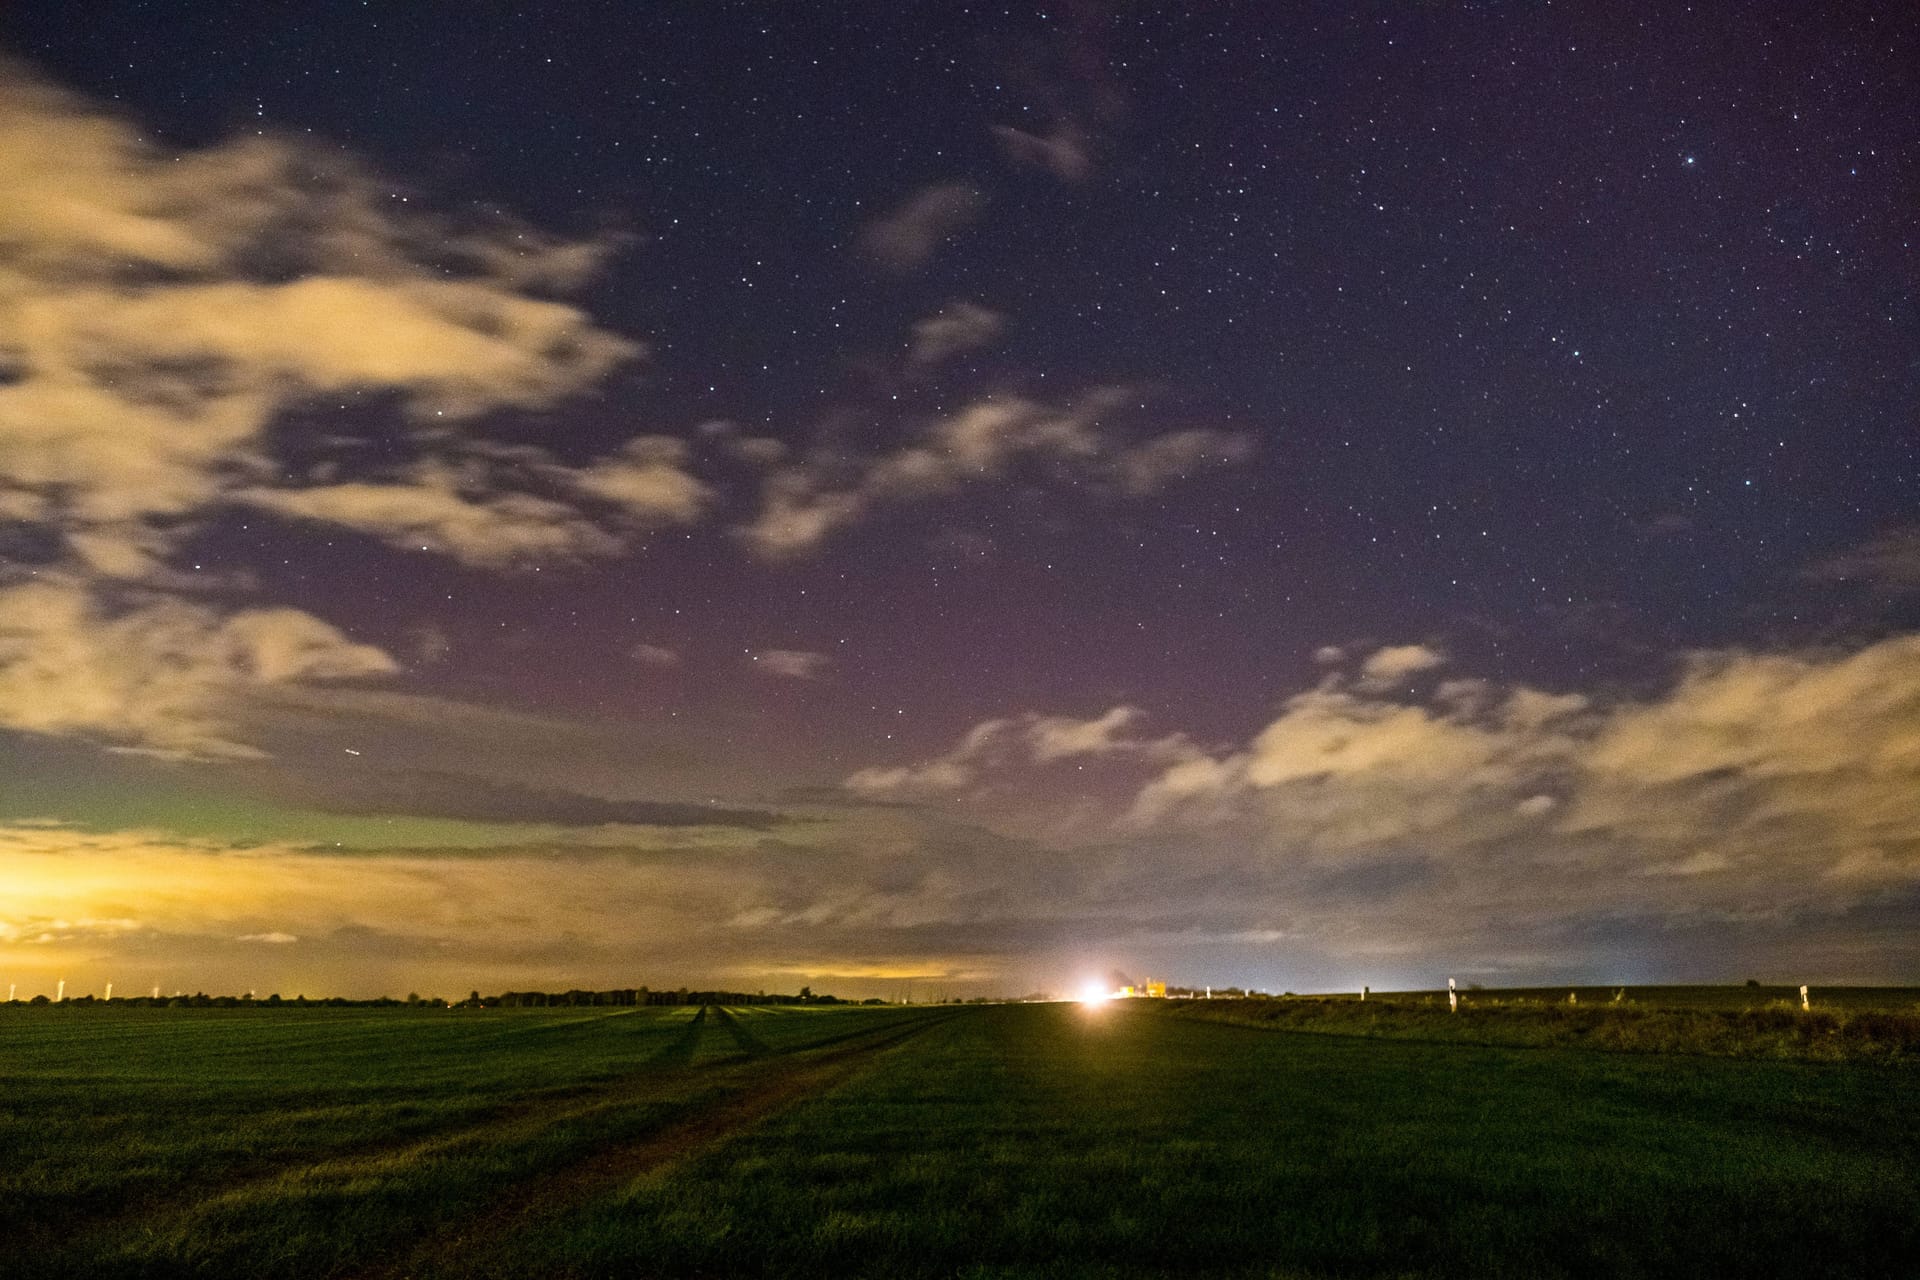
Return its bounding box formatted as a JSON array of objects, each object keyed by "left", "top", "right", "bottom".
[
  {"left": 0, "top": 1003, "right": 922, "bottom": 1278},
  {"left": 476, "top": 1002, "right": 1917, "bottom": 1280},
  {"left": 4, "top": 1001, "right": 1915, "bottom": 1278},
  {"left": 1167, "top": 989, "right": 1920, "bottom": 1061}
]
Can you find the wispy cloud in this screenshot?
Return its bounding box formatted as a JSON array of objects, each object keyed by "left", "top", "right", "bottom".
[
  {"left": 847, "top": 706, "right": 1198, "bottom": 800},
  {"left": 1807, "top": 525, "right": 1920, "bottom": 592},
  {"left": 907, "top": 302, "right": 1005, "bottom": 369},
  {"left": 992, "top": 123, "right": 1094, "bottom": 182},
  {"left": 856, "top": 182, "right": 985, "bottom": 271},
  {"left": 738, "top": 389, "right": 1254, "bottom": 559},
  {"left": 753, "top": 649, "right": 831, "bottom": 680},
  {"left": 630, "top": 643, "right": 682, "bottom": 668}
]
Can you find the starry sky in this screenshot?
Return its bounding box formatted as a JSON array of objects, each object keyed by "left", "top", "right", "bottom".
[{"left": 2, "top": 3, "right": 1916, "bottom": 999}]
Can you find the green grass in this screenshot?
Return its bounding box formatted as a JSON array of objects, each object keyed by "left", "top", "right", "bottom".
[
  {"left": 3, "top": 999, "right": 1916, "bottom": 1278},
  {"left": 1165, "top": 989, "right": 1920, "bottom": 1061}
]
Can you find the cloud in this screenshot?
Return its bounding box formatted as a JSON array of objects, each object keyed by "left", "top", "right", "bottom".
[
  {"left": 406, "top": 625, "right": 452, "bottom": 666},
  {"left": 907, "top": 302, "right": 1005, "bottom": 369},
  {"left": 824, "top": 633, "right": 1920, "bottom": 983},
  {"left": 1356, "top": 643, "right": 1447, "bottom": 688},
  {"left": 249, "top": 766, "right": 783, "bottom": 830},
  {"left": 0, "top": 60, "right": 641, "bottom": 582},
  {"left": 753, "top": 649, "right": 830, "bottom": 680},
  {"left": 1110, "top": 429, "right": 1257, "bottom": 495},
  {"left": 238, "top": 931, "right": 299, "bottom": 944},
  {"left": 9, "top": 629, "right": 1920, "bottom": 994},
  {"left": 236, "top": 470, "right": 621, "bottom": 569},
  {"left": 1807, "top": 526, "right": 1920, "bottom": 592},
  {"left": 992, "top": 124, "right": 1093, "bottom": 182},
  {"left": 630, "top": 643, "right": 681, "bottom": 668},
  {"left": 987, "top": 7, "right": 1125, "bottom": 184},
  {"left": 235, "top": 435, "right": 708, "bottom": 570},
  {"left": 0, "top": 578, "right": 397, "bottom": 760},
  {"left": 1128, "top": 635, "right": 1920, "bottom": 900},
  {"left": 856, "top": 182, "right": 985, "bottom": 271},
  {"left": 738, "top": 389, "right": 1255, "bottom": 558},
  {"left": 563, "top": 436, "right": 710, "bottom": 523},
  {"left": 0, "top": 812, "right": 1073, "bottom": 997},
  {"left": 847, "top": 706, "right": 1197, "bottom": 800}
]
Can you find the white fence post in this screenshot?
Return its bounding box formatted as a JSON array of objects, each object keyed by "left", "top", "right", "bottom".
[
  {"left": 1448, "top": 977, "right": 1457, "bottom": 1013},
  {"left": 1800, "top": 984, "right": 1810, "bottom": 1011}
]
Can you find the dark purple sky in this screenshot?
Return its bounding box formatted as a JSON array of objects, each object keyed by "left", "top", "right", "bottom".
[{"left": 1, "top": 3, "right": 1915, "bottom": 999}]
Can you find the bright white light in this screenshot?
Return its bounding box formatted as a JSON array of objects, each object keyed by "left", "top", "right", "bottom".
[{"left": 1078, "top": 980, "right": 1112, "bottom": 1005}]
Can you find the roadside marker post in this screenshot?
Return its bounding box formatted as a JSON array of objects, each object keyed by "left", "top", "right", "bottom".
[
  {"left": 1800, "top": 984, "right": 1810, "bottom": 1011},
  {"left": 1448, "top": 977, "right": 1457, "bottom": 1013}
]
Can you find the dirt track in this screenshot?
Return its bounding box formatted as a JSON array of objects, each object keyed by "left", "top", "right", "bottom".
[{"left": 346, "top": 1010, "right": 952, "bottom": 1280}]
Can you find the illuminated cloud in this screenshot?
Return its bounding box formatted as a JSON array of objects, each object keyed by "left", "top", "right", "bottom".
[
  {"left": 739, "top": 390, "right": 1254, "bottom": 558},
  {"left": 236, "top": 472, "right": 622, "bottom": 570},
  {"left": 856, "top": 182, "right": 985, "bottom": 271},
  {"left": 1356, "top": 643, "right": 1448, "bottom": 688},
  {"left": 235, "top": 436, "right": 709, "bottom": 571},
  {"left": 825, "top": 634, "right": 1920, "bottom": 982},
  {"left": 0, "top": 578, "right": 397, "bottom": 760},
  {"left": 847, "top": 706, "right": 1197, "bottom": 799},
  {"left": 0, "top": 61, "right": 640, "bottom": 580},
  {"left": 562, "top": 435, "right": 711, "bottom": 524},
  {"left": 1128, "top": 635, "right": 1920, "bottom": 897},
  {"left": 0, "top": 813, "right": 1046, "bottom": 997}
]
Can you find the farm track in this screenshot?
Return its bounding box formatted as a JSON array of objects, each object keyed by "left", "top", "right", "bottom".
[
  {"left": 12, "top": 1007, "right": 922, "bottom": 1273},
  {"left": 8, "top": 1029, "right": 662, "bottom": 1255},
  {"left": 713, "top": 1004, "right": 771, "bottom": 1056},
  {"left": 347, "top": 1009, "right": 956, "bottom": 1280}
]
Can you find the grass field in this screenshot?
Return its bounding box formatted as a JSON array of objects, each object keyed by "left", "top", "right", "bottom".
[
  {"left": 2, "top": 997, "right": 1915, "bottom": 1278},
  {"left": 1168, "top": 986, "right": 1920, "bottom": 1061}
]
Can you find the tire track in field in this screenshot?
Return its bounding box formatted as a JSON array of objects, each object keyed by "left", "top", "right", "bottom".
[
  {"left": 646, "top": 1003, "right": 711, "bottom": 1066},
  {"left": 347, "top": 1010, "right": 957, "bottom": 1280},
  {"left": 8, "top": 1013, "right": 679, "bottom": 1252},
  {"left": 713, "top": 1004, "right": 771, "bottom": 1055},
  {"left": 12, "top": 1007, "right": 858, "bottom": 1268}
]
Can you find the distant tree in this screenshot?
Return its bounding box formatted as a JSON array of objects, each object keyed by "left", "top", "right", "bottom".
[
  {"left": 799, "top": 986, "right": 813, "bottom": 1001},
  {"left": 1745, "top": 978, "right": 1761, "bottom": 988}
]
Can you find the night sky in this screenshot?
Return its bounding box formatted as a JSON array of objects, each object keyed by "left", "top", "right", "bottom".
[{"left": 2, "top": 3, "right": 1916, "bottom": 999}]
